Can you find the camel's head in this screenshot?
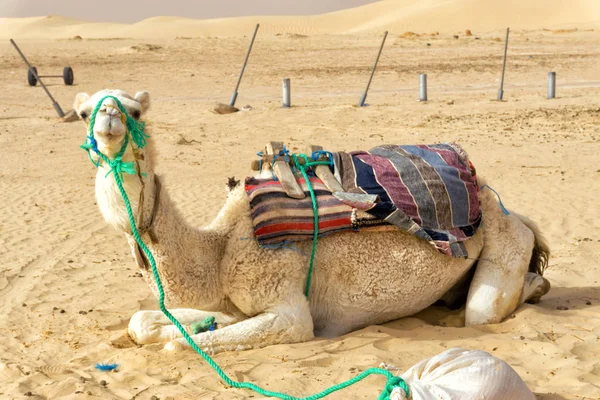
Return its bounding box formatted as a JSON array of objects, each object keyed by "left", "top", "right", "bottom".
[{"left": 74, "top": 89, "right": 150, "bottom": 153}]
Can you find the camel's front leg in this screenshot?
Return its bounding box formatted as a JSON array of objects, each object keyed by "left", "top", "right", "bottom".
[
  {"left": 128, "top": 309, "right": 246, "bottom": 344},
  {"left": 163, "top": 303, "right": 314, "bottom": 353}
]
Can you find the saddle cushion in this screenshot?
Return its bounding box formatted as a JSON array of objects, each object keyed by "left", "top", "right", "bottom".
[
  {"left": 244, "top": 177, "right": 356, "bottom": 246},
  {"left": 333, "top": 143, "right": 481, "bottom": 257}
]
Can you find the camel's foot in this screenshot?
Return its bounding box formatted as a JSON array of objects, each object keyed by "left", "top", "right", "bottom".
[
  {"left": 520, "top": 272, "right": 551, "bottom": 305},
  {"left": 128, "top": 309, "right": 243, "bottom": 345}
]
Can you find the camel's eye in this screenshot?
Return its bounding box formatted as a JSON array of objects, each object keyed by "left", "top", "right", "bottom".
[
  {"left": 131, "top": 110, "right": 141, "bottom": 120},
  {"left": 80, "top": 111, "right": 88, "bottom": 119}
]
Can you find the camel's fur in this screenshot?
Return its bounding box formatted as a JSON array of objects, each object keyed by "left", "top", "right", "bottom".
[{"left": 75, "top": 90, "right": 550, "bottom": 353}]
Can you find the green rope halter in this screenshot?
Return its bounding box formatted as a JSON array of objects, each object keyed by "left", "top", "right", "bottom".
[
  {"left": 80, "top": 95, "right": 149, "bottom": 177},
  {"left": 80, "top": 96, "right": 410, "bottom": 400}
]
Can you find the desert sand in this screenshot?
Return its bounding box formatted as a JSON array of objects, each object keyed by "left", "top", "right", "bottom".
[{"left": 0, "top": 1, "right": 599, "bottom": 399}]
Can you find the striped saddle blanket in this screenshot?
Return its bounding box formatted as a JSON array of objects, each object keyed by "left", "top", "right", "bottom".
[
  {"left": 244, "top": 177, "right": 355, "bottom": 245},
  {"left": 245, "top": 143, "right": 481, "bottom": 257}
]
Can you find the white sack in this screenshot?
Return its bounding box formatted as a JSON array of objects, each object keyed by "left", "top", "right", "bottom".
[{"left": 390, "top": 348, "right": 535, "bottom": 400}]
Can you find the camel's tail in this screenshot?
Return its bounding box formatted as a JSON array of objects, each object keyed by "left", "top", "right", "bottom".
[
  {"left": 477, "top": 177, "right": 550, "bottom": 276},
  {"left": 513, "top": 213, "right": 550, "bottom": 276}
]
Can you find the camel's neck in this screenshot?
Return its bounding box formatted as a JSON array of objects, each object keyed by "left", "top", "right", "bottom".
[
  {"left": 131, "top": 182, "right": 227, "bottom": 309},
  {"left": 95, "top": 137, "right": 229, "bottom": 309},
  {"left": 95, "top": 136, "right": 157, "bottom": 233}
]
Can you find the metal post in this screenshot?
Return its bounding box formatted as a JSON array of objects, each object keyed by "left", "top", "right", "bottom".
[
  {"left": 229, "top": 24, "right": 260, "bottom": 107},
  {"left": 497, "top": 27, "right": 510, "bottom": 101},
  {"left": 282, "top": 78, "right": 291, "bottom": 107},
  {"left": 9, "top": 38, "right": 65, "bottom": 117},
  {"left": 419, "top": 74, "right": 428, "bottom": 101},
  {"left": 358, "top": 31, "right": 388, "bottom": 107},
  {"left": 548, "top": 72, "right": 556, "bottom": 99}
]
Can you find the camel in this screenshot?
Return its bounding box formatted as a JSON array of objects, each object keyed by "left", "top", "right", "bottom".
[{"left": 74, "top": 89, "right": 550, "bottom": 353}]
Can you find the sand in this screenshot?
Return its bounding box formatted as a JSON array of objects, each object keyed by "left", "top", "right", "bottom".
[{"left": 0, "top": 1, "right": 599, "bottom": 399}]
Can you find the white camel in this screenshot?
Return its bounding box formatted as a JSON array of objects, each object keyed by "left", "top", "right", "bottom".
[{"left": 74, "top": 89, "right": 550, "bottom": 353}]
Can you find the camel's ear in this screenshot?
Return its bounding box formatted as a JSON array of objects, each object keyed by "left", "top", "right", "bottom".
[
  {"left": 135, "top": 91, "right": 150, "bottom": 114},
  {"left": 73, "top": 92, "right": 90, "bottom": 112}
]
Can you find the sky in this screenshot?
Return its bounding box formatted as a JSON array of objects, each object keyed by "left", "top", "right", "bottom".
[{"left": 0, "top": 0, "right": 380, "bottom": 23}]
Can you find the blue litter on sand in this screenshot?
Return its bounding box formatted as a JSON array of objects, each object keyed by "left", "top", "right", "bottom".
[{"left": 95, "top": 363, "right": 118, "bottom": 371}]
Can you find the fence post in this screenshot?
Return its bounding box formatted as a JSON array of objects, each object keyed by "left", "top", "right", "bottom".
[
  {"left": 357, "top": 31, "right": 388, "bottom": 107},
  {"left": 229, "top": 23, "right": 260, "bottom": 107},
  {"left": 419, "top": 74, "right": 428, "bottom": 101},
  {"left": 497, "top": 27, "right": 510, "bottom": 101},
  {"left": 282, "top": 78, "right": 291, "bottom": 107},
  {"left": 547, "top": 72, "right": 556, "bottom": 99}
]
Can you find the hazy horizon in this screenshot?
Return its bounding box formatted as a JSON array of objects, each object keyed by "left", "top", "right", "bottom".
[{"left": 0, "top": 0, "right": 380, "bottom": 23}]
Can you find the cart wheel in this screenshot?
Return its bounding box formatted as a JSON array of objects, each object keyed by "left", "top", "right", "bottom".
[
  {"left": 27, "top": 66, "right": 38, "bottom": 86},
  {"left": 63, "top": 66, "right": 74, "bottom": 85}
]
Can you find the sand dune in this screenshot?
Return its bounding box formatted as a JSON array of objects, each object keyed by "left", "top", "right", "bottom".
[
  {"left": 333, "top": 0, "right": 600, "bottom": 33},
  {"left": 1, "top": 0, "right": 599, "bottom": 39}
]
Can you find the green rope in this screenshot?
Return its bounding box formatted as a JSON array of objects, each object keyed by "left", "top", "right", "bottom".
[
  {"left": 290, "top": 154, "right": 331, "bottom": 298},
  {"left": 81, "top": 96, "right": 410, "bottom": 400},
  {"left": 191, "top": 316, "right": 216, "bottom": 334}
]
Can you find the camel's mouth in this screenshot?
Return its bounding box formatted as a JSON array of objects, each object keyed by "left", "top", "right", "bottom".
[
  {"left": 91, "top": 110, "right": 127, "bottom": 142},
  {"left": 95, "top": 130, "right": 125, "bottom": 142}
]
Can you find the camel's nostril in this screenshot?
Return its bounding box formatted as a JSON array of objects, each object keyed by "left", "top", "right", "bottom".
[
  {"left": 106, "top": 107, "right": 120, "bottom": 117},
  {"left": 99, "top": 104, "right": 121, "bottom": 117}
]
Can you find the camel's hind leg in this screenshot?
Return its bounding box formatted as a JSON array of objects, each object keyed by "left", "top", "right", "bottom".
[
  {"left": 128, "top": 309, "right": 245, "bottom": 344},
  {"left": 465, "top": 187, "right": 545, "bottom": 326}
]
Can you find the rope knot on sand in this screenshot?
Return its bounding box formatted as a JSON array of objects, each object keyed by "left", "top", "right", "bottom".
[{"left": 380, "top": 376, "right": 410, "bottom": 400}]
